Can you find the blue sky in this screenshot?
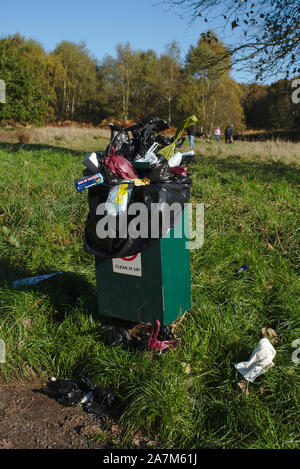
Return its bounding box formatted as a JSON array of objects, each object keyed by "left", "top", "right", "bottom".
[{"left": 2, "top": 0, "right": 256, "bottom": 83}]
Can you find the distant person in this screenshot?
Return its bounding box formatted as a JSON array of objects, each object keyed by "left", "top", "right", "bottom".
[
  {"left": 229, "top": 124, "right": 234, "bottom": 144},
  {"left": 225, "top": 124, "right": 233, "bottom": 144},
  {"left": 186, "top": 125, "right": 195, "bottom": 148},
  {"left": 215, "top": 126, "right": 221, "bottom": 142}
]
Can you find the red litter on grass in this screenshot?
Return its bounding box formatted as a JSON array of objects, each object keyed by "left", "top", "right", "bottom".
[{"left": 148, "top": 320, "right": 178, "bottom": 352}]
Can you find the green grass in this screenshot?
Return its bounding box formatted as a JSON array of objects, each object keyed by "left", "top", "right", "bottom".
[{"left": 0, "top": 139, "right": 299, "bottom": 449}]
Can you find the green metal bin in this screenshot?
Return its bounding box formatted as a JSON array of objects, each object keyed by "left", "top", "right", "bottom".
[{"left": 95, "top": 209, "right": 190, "bottom": 325}]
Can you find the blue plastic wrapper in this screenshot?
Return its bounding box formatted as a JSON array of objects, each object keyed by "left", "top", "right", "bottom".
[{"left": 75, "top": 173, "right": 104, "bottom": 192}]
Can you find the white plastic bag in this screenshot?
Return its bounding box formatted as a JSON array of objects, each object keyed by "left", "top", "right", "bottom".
[
  {"left": 235, "top": 338, "right": 276, "bottom": 382},
  {"left": 105, "top": 184, "right": 134, "bottom": 216}
]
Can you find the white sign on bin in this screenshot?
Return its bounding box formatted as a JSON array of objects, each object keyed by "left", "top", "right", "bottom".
[{"left": 112, "top": 253, "right": 142, "bottom": 277}]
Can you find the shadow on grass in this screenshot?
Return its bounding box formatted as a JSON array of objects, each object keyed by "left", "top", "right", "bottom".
[
  {"left": 0, "top": 257, "right": 135, "bottom": 331},
  {"left": 0, "top": 141, "right": 84, "bottom": 158},
  {"left": 193, "top": 154, "right": 300, "bottom": 185},
  {"left": 0, "top": 257, "right": 98, "bottom": 321}
]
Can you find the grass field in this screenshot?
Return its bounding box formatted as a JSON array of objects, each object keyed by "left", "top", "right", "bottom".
[{"left": 0, "top": 134, "right": 299, "bottom": 449}]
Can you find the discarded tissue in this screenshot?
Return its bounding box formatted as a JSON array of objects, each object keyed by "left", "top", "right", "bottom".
[{"left": 235, "top": 338, "right": 276, "bottom": 382}]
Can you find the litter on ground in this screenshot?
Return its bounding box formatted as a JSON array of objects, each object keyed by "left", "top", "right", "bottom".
[{"left": 235, "top": 338, "right": 276, "bottom": 382}]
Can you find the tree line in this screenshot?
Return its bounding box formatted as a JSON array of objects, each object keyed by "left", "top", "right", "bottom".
[{"left": 0, "top": 33, "right": 299, "bottom": 133}]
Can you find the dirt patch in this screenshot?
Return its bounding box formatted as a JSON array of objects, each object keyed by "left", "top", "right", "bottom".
[
  {"left": 0, "top": 383, "right": 116, "bottom": 449},
  {"left": 127, "top": 322, "right": 152, "bottom": 341}
]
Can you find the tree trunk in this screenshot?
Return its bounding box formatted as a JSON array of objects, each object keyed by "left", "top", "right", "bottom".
[
  {"left": 63, "top": 80, "right": 66, "bottom": 120},
  {"left": 71, "top": 95, "right": 75, "bottom": 120},
  {"left": 120, "top": 61, "right": 126, "bottom": 121},
  {"left": 210, "top": 99, "right": 217, "bottom": 137},
  {"left": 125, "top": 65, "right": 130, "bottom": 122}
]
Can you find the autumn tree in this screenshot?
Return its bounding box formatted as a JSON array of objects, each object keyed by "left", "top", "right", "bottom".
[
  {"left": 115, "top": 43, "right": 139, "bottom": 122},
  {"left": 129, "top": 49, "right": 161, "bottom": 122},
  {"left": 98, "top": 43, "right": 182, "bottom": 124},
  {"left": 180, "top": 32, "right": 245, "bottom": 133},
  {"left": 53, "top": 41, "right": 98, "bottom": 121},
  {"left": 241, "top": 83, "right": 269, "bottom": 129},
  {"left": 0, "top": 34, "right": 51, "bottom": 123},
  {"left": 242, "top": 79, "right": 300, "bottom": 129},
  {"left": 156, "top": 41, "right": 183, "bottom": 125},
  {"left": 99, "top": 43, "right": 148, "bottom": 122}
]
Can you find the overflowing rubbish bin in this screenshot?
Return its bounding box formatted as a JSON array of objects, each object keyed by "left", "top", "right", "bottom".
[{"left": 75, "top": 115, "right": 198, "bottom": 325}]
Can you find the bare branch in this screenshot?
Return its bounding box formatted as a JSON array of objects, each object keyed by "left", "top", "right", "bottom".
[{"left": 159, "top": 0, "right": 300, "bottom": 80}]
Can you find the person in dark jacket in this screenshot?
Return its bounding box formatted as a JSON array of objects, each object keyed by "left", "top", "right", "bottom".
[
  {"left": 225, "top": 124, "right": 234, "bottom": 144},
  {"left": 225, "top": 125, "right": 230, "bottom": 144},
  {"left": 186, "top": 125, "right": 195, "bottom": 148}
]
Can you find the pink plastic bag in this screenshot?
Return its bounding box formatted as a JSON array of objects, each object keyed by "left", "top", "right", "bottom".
[
  {"left": 105, "top": 147, "right": 138, "bottom": 180},
  {"left": 148, "top": 320, "right": 178, "bottom": 352}
]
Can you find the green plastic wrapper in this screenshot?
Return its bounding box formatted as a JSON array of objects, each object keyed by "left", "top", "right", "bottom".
[{"left": 159, "top": 115, "right": 198, "bottom": 160}]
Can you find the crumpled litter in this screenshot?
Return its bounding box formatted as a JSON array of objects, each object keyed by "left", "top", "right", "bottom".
[
  {"left": 98, "top": 322, "right": 177, "bottom": 354},
  {"left": 133, "top": 177, "right": 150, "bottom": 186},
  {"left": 235, "top": 338, "right": 276, "bottom": 382},
  {"left": 159, "top": 115, "right": 198, "bottom": 160},
  {"left": 170, "top": 166, "right": 187, "bottom": 177},
  {"left": 43, "top": 376, "right": 123, "bottom": 418},
  {"left": 133, "top": 142, "right": 159, "bottom": 166},
  {"left": 104, "top": 147, "right": 138, "bottom": 180},
  {"left": 148, "top": 153, "right": 176, "bottom": 184},
  {"left": 104, "top": 183, "right": 134, "bottom": 216},
  {"left": 132, "top": 117, "right": 169, "bottom": 161},
  {"left": 237, "top": 265, "right": 248, "bottom": 273},
  {"left": 98, "top": 325, "right": 146, "bottom": 352},
  {"left": 148, "top": 320, "right": 178, "bottom": 352},
  {"left": 106, "top": 124, "right": 133, "bottom": 160},
  {"left": 168, "top": 152, "right": 183, "bottom": 167}
]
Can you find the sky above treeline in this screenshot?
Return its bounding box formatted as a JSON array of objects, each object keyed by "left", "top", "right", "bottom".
[{"left": 1, "top": 0, "right": 277, "bottom": 84}]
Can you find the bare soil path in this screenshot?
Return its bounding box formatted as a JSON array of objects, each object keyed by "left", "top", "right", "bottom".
[{"left": 0, "top": 383, "right": 112, "bottom": 449}]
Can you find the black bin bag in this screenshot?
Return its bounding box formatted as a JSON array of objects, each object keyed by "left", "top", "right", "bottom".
[{"left": 83, "top": 179, "right": 191, "bottom": 261}]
